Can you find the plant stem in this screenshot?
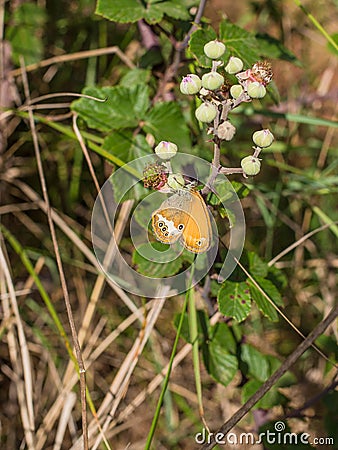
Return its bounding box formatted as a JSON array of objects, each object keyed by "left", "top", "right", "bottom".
[{"left": 144, "top": 271, "right": 194, "bottom": 449}]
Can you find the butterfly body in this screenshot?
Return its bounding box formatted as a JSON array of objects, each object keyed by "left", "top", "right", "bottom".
[{"left": 151, "top": 190, "right": 211, "bottom": 253}]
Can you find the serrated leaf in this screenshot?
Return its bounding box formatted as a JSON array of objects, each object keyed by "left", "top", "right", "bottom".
[
  {"left": 203, "top": 341, "right": 238, "bottom": 386},
  {"left": 219, "top": 20, "right": 260, "bottom": 66},
  {"left": 218, "top": 281, "right": 251, "bottom": 322},
  {"left": 241, "top": 343, "right": 269, "bottom": 382},
  {"left": 96, "top": 0, "right": 190, "bottom": 24},
  {"left": 188, "top": 27, "right": 218, "bottom": 68},
  {"left": 242, "top": 379, "right": 288, "bottom": 410},
  {"left": 248, "top": 252, "right": 268, "bottom": 278},
  {"left": 249, "top": 276, "right": 283, "bottom": 321},
  {"left": 142, "top": 102, "right": 191, "bottom": 149},
  {"left": 71, "top": 85, "right": 149, "bottom": 132}
]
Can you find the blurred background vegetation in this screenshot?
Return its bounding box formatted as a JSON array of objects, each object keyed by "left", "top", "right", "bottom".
[{"left": 0, "top": 0, "right": 337, "bottom": 449}]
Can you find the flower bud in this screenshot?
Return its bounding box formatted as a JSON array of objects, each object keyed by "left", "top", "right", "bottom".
[
  {"left": 180, "top": 74, "right": 202, "bottom": 95},
  {"left": 252, "top": 129, "right": 274, "bottom": 148},
  {"left": 204, "top": 40, "right": 226, "bottom": 59},
  {"left": 154, "top": 141, "right": 178, "bottom": 160},
  {"left": 166, "top": 173, "right": 185, "bottom": 190},
  {"left": 216, "top": 121, "right": 236, "bottom": 141},
  {"left": 247, "top": 81, "right": 266, "bottom": 99},
  {"left": 241, "top": 156, "right": 261, "bottom": 176},
  {"left": 201, "top": 72, "right": 224, "bottom": 90},
  {"left": 195, "top": 102, "right": 218, "bottom": 123},
  {"left": 224, "top": 56, "right": 243, "bottom": 74},
  {"left": 230, "top": 84, "right": 244, "bottom": 99}
]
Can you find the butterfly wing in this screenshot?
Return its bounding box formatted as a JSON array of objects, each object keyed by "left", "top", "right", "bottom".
[
  {"left": 151, "top": 191, "right": 192, "bottom": 244},
  {"left": 180, "top": 191, "right": 211, "bottom": 253}
]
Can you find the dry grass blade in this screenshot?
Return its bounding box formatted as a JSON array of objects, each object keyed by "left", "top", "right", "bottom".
[
  {"left": 19, "top": 57, "right": 89, "bottom": 450},
  {"left": 9, "top": 46, "right": 136, "bottom": 77},
  {"left": 53, "top": 392, "right": 77, "bottom": 450},
  {"left": 0, "top": 246, "right": 35, "bottom": 449}
]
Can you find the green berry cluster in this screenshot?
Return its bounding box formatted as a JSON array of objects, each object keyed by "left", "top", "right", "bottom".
[{"left": 179, "top": 39, "right": 275, "bottom": 178}]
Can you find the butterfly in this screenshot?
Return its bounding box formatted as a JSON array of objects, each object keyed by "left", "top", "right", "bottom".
[{"left": 151, "top": 189, "right": 212, "bottom": 253}]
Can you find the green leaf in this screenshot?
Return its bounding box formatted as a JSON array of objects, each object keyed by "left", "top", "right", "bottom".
[
  {"left": 120, "top": 68, "right": 151, "bottom": 86},
  {"left": 6, "top": 27, "right": 44, "bottom": 66},
  {"left": 96, "top": 0, "right": 190, "bottom": 24},
  {"left": 142, "top": 102, "right": 191, "bottom": 149},
  {"left": 203, "top": 341, "right": 238, "bottom": 386},
  {"left": 132, "top": 242, "right": 184, "bottom": 277},
  {"left": 71, "top": 85, "right": 150, "bottom": 132},
  {"left": 267, "top": 265, "right": 288, "bottom": 291},
  {"left": 219, "top": 20, "right": 260, "bottom": 66},
  {"left": 241, "top": 343, "right": 269, "bottom": 382},
  {"left": 248, "top": 252, "right": 268, "bottom": 278},
  {"left": 13, "top": 2, "right": 46, "bottom": 26},
  {"left": 104, "top": 132, "right": 150, "bottom": 201},
  {"left": 218, "top": 281, "right": 251, "bottom": 322},
  {"left": 103, "top": 131, "right": 151, "bottom": 162},
  {"left": 188, "top": 27, "right": 218, "bottom": 68},
  {"left": 255, "top": 33, "right": 301, "bottom": 65},
  {"left": 209, "top": 322, "right": 237, "bottom": 354},
  {"left": 132, "top": 240, "right": 194, "bottom": 277},
  {"left": 6, "top": 3, "right": 46, "bottom": 66},
  {"left": 249, "top": 276, "right": 283, "bottom": 321},
  {"left": 242, "top": 379, "right": 288, "bottom": 409}
]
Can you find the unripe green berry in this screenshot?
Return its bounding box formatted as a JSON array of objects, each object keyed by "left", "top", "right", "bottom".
[
  {"left": 241, "top": 156, "right": 261, "bottom": 176},
  {"left": 166, "top": 173, "right": 185, "bottom": 190},
  {"left": 180, "top": 74, "right": 202, "bottom": 95},
  {"left": 201, "top": 72, "right": 224, "bottom": 90},
  {"left": 203, "top": 40, "right": 226, "bottom": 59},
  {"left": 247, "top": 81, "right": 266, "bottom": 99},
  {"left": 230, "top": 84, "right": 244, "bottom": 99},
  {"left": 195, "top": 102, "right": 218, "bottom": 123},
  {"left": 155, "top": 141, "right": 178, "bottom": 160},
  {"left": 252, "top": 129, "right": 274, "bottom": 148},
  {"left": 225, "top": 56, "right": 244, "bottom": 74}
]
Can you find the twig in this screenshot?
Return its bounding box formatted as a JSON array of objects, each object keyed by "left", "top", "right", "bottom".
[
  {"left": 20, "top": 57, "right": 89, "bottom": 450},
  {"left": 9, "top": 46, "right": 135, "bottom": 77},
  {"left": 200, "top": 305, "right": 338, "bottom": 450}
]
